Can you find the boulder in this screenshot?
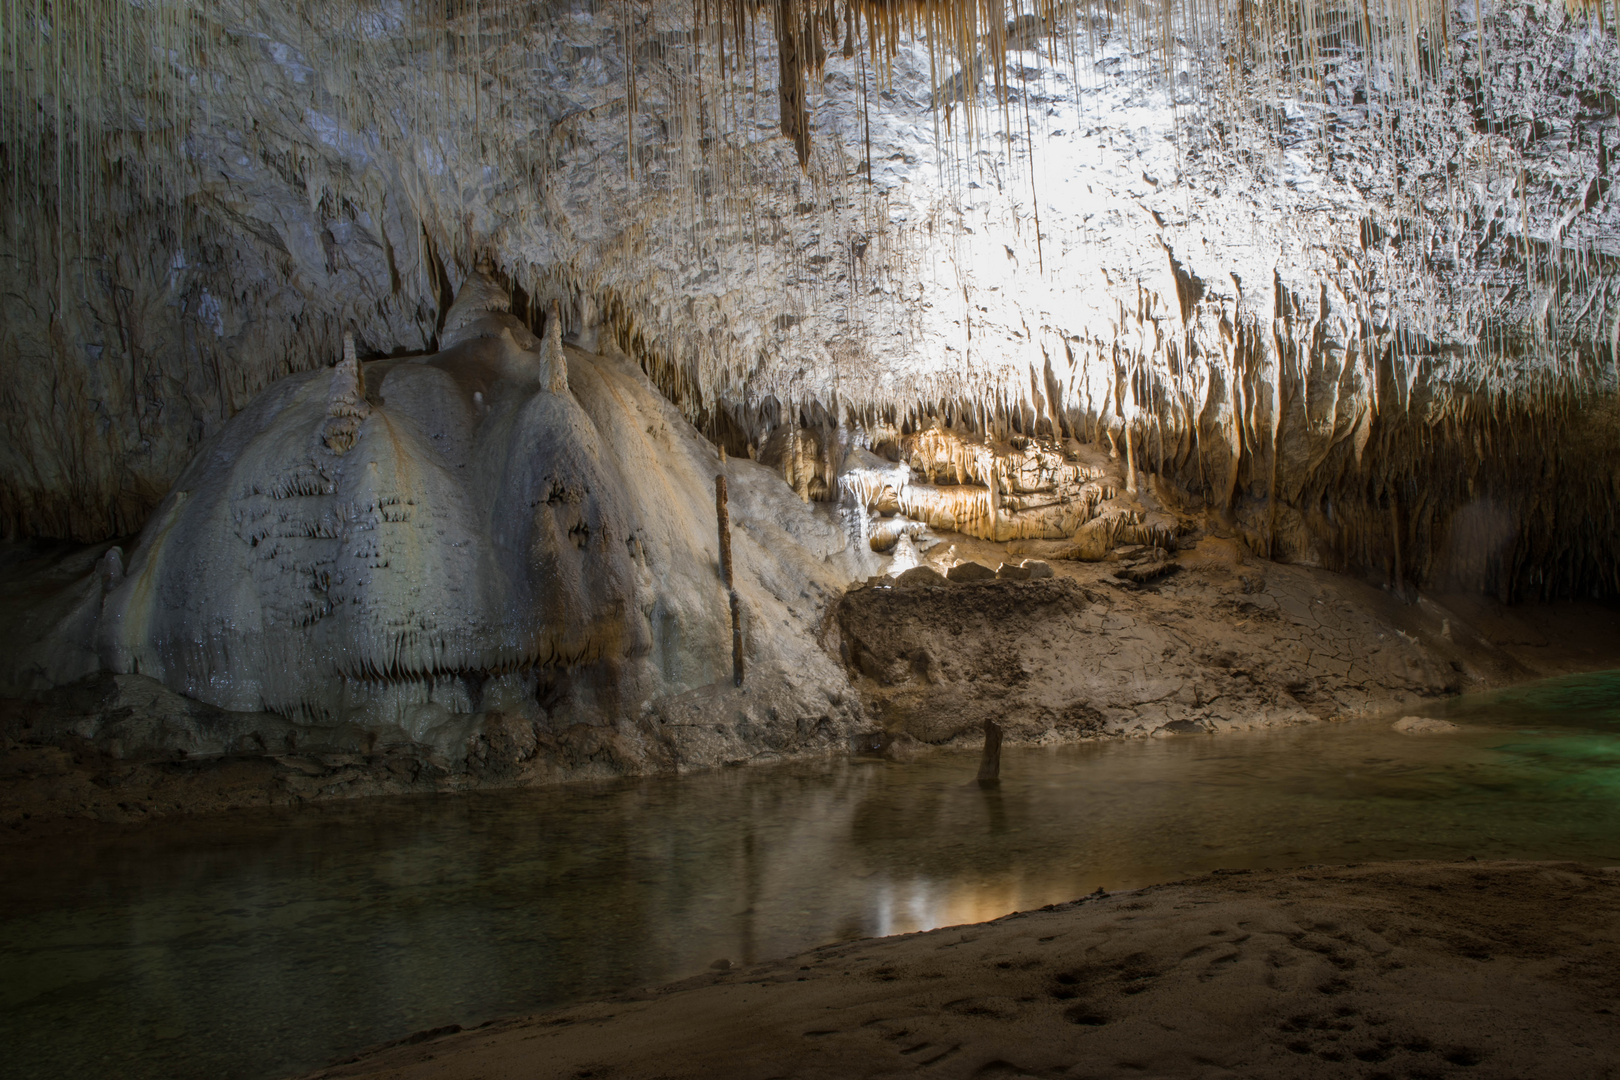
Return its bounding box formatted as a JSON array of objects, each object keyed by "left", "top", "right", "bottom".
[
  {"left": 1393, "top": 716, "right": 1460, "bottom": 734},
  {"left": 894, "top": 566, "right": 947, "bottom": 588},
  {"left": 946, "top": 561, "right": 997, "bottom": 583}
]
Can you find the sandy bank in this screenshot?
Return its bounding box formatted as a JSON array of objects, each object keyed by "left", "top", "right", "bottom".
[{"left": 304, "top": 860, "right": 1620, "bottom": 1080}]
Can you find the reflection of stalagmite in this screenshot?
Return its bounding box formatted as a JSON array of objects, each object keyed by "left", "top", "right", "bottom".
[{"left": 977, "top": 719, "right": 1002, "bottom": 785}]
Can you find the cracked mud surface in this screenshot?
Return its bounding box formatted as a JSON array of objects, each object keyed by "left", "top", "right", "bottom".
[
  {"left": 304, "top": 860, "right": 1620, "bottom": 1080},
  {"left": 836, "top": 535, "right": 1620, "bottom": 746}
]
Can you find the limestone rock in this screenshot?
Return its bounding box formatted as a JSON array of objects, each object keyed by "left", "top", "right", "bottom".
[
  {"left": 946, "top": 561, "right": 997, "bottom": 583},
  {"left": 79, "top": 275, "right": 870, "bottom": 768},
  {"left": 1116, "top": 557, "right": 1180, "bottom": 585},
  {"left": 1064, "top": 516, "right": 1119, "bottom": 561}
]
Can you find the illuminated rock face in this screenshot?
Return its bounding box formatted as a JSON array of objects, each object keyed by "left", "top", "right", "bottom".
[
  {"left": 93, "top": 274, "right": 870, "bottom": 763},
  {"left": 835, "top": 427, "right": 1181, "bottom": 557},
  {"left": 0, "top": 0, "right": 1616, "bottom": 596}
]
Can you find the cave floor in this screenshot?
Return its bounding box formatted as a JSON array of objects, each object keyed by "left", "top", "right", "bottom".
[{"left": 303, "top": 860, "right": 1620, "bottom": 1080}]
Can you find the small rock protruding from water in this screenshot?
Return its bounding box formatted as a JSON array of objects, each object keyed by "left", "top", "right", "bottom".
[{"left": 1393, "top": 716, "right": 1459, "bottom": 734}]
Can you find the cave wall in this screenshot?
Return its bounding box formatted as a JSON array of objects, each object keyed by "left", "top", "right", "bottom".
[{"left": 1, "top": 0, "right": 1617, "bottom": 596}]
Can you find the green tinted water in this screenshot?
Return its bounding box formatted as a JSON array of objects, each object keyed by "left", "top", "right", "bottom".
[{"left": 3, "top": 670, "right": 1619, "bottom": 1080}]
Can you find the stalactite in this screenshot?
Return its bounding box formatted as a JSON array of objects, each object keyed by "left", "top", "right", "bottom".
[{"left": 0, "top": 0, "right": 1612, "bottom": 602}]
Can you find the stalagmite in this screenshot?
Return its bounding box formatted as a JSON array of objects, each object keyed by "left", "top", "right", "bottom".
[
  {"left": 83, "top": 274, "right": 873, "bottom": 729},
  {"left": 716, "top": 460, "right": 744, "bottom": 687},
  {"left": 977, "top": 719, "right": 1003, "bottom": 785},
  {"left": 320, "top": 332, "right": 371, "bottom": 455}
]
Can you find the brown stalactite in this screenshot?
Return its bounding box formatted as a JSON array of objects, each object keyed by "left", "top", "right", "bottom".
[
  {"left": 730, "top": 588, "right": 745, "bottom": 687},
  {"left": 1124, "top": 422, "right": 1138, "bottom": 495},
  {"left": 774, "top": 0, "right": 810, "bottom": 167}
]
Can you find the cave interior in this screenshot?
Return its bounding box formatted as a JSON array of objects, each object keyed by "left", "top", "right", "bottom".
[{"left": 2, "top": 0, "right": 1620, "bottom": 1076}]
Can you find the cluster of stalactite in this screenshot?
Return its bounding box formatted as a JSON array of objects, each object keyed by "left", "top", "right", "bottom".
[
  {"left": 717, "top": 284, "right": 1619, "bottom": 598},
  {"left": 0, "top": 0, "right": 1615, "bottom": 609}
]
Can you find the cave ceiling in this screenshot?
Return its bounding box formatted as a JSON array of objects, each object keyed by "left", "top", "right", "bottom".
[{"left": 0, "top": 0, "right": 1616, "bottom": 595}]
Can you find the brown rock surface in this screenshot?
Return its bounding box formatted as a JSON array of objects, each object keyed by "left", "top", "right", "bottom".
[
  {"left": 302, "top": 860, "right": 1620, "bottom": 1080},
  {"left": 838, "top": 535, "right": 1620, "bottom": 747}
]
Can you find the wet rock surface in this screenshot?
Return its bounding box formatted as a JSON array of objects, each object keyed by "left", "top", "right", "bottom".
[{"left": 303, "top": 860, "right": 1620, "bottom": 1080}]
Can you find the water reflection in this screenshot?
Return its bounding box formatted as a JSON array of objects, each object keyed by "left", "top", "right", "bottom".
[{"left": 4, "top": 670, "right": 1620, "bottom": 1080}]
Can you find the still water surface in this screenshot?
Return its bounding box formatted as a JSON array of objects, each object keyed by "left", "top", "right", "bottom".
[{"left": 4, "top": 671, "right": 1620, "bottom": 1080}]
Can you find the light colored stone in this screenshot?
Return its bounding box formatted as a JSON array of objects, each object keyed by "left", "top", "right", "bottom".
[{"left": 13, "top": 274, "right": 877, "bottom": 779}]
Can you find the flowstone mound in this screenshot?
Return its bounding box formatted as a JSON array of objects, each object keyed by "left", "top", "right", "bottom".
[{"left": 84, "top": 273, "right": 869, "bottom": 776}]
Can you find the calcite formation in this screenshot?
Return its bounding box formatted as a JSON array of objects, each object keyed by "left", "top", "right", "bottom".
[
  {"left": 835, "top": 425, "right": 1184, "bottom": 560},
  {"left": 0, "top": 0, "right": 1614, "bottom": 601},
  {"left": 86, "top": 273, "right": 869, "bottom": 760},
  {"left": 0, "top": 0, "right": 1618, "bottom": 812}
]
